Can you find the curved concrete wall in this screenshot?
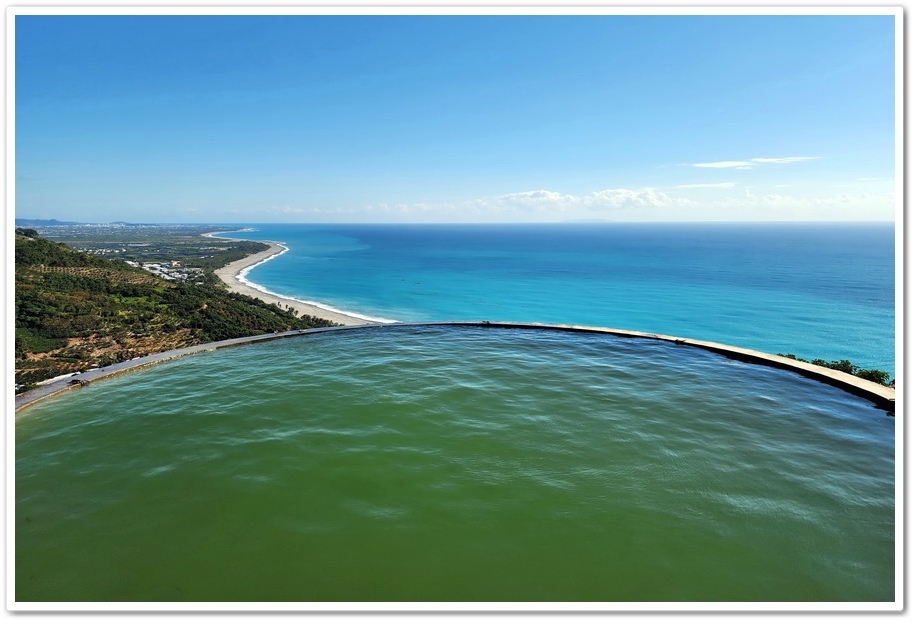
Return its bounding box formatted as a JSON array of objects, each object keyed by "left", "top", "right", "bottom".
[{"left": 14, "top": 321, "right": 895, "bottom": 415}]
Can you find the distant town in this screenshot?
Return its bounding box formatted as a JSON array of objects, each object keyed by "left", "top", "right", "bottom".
[
  {"left": 15, "top": 219, "right": 259, "bottom": 286},
  {"left": 66, "top": 241, "right": 207, "bottom": 282},
  {"left": 123, "top": 259, "right": 204, "bottom": 282}
]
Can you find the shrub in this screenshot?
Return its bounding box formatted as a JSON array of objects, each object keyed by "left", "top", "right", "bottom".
[{"left": 778, "top": 353, "right": 893, "bottom": 387}]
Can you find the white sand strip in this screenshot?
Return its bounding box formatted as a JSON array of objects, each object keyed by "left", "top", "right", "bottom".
[{"left": 209, "top": 236, "right": 375, "bottom": 326}]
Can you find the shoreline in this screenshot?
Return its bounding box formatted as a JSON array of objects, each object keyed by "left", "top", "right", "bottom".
[{"left": 206, "top": 232, "right": 384, "bottom": 326}]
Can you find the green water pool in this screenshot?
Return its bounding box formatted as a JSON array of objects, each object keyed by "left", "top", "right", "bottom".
[{"left": 15, "top": 326, "right": 895, "bottom": 603}]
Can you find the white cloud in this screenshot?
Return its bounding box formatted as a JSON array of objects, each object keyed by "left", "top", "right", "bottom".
[
  {"left": 582, "top": 188, "right": 694, "bottom": 210},
  {"left": 692, "top": 160, "right": 755, "bottom": 169},
  {"left": 675, "top": 182, "right": 736, "bottom": 189},
  {"left": 715, "top": 189, "right": 894, "bottom": 220},
  {"left": 498, "top": 190, "right": 572, "bottom": 202},
  {"left": 347, "top": 187, "right": 699, "bottom": 222},
  {"left": 750, "top": 156, "right": 819, "bottom": 165},
  {"left": 471, "top": 186, "right": 889, "bottom": 221},
  {"left": 489, "top": 190, "right": 578, "bottom": 210},
  {"left": 479, "top": 188, "right": 696, "bottom": 214},
  {"left": 264, "top": 206, "right": 307, "bottom": 214},
  {"left": 691, "top": 156, "right": 819, "bottom": 169},
  {"left": 251, "top": 182, "right": 893, "bottom": 223}
]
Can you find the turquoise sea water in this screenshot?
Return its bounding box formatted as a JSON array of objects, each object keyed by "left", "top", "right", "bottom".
[
  {"left": 219, "top": 222, "right": 896, "bottom": 377},
  {"left": 15, "top": 326, "right": 895, "bottom": 602}
]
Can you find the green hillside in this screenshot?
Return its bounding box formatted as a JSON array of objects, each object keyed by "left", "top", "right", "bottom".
[{"left": 15, "top": 230, "right": 336, "bottom": 389}]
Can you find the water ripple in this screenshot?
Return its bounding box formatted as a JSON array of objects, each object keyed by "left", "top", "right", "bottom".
[{"left": 16, "top": 326, "right": 894, "bottom": 602}]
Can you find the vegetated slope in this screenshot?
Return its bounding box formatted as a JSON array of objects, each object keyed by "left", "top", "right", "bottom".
[{"left": 15, "top": 231, "right": 336, "bottom": 389}]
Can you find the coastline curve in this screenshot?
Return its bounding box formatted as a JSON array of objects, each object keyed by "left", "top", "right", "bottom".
[
  {"left": 14, "top": 321, "right": 896, "bottom": 416},
  {"left": 206, "top": 232, "right": 393, "bottom": 325}
]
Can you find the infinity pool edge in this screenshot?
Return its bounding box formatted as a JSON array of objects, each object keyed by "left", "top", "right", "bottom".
[{"left": 13, "top": 321, "right": 896, "bottom": 416}]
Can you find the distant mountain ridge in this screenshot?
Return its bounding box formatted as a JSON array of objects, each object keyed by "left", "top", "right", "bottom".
[
  {"left": 16, "top": 218, "right": 179, "bottom": 227},
  {"left": 15, "top": 218, "right": 84, "bottom": 227}
]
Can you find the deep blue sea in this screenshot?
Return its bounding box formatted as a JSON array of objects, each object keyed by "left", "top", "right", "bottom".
[{"left": 217, "top": 222, "right": 895, "bottom": 378}]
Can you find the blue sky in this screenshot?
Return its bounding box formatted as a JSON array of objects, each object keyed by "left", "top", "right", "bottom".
[{"left": 14, "top": 12, "right": 898, "bottom": 223}]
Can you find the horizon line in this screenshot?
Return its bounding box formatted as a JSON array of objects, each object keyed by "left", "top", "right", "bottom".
[{"left": 13, "top": 219, "right": 897, "bottom": 227}]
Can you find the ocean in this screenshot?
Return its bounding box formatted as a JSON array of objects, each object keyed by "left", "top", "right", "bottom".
[{"left": 219, "top": 222, "right": 896, "bottom": 377}]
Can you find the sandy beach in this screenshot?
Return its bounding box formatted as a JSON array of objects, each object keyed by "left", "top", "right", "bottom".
[{"left": 211, "top": 237, "right": 373, "bottom": 326}]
